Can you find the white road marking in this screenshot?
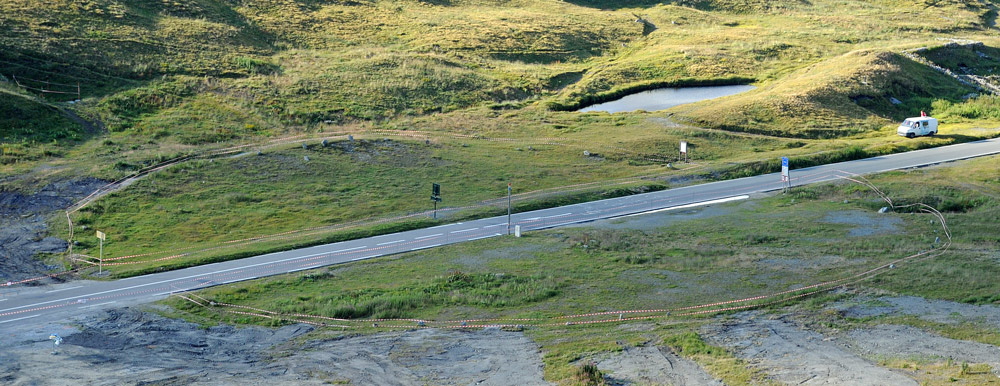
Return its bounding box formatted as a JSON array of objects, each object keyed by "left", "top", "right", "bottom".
[
  {"left": 0, "top": 249, "right": 340, "bottom": 314},
  {"left": 428, "top": 222, "right": 461, "bottom": 229},
  {"left": 0, "top": 299, "right": 7, "bottom": 302},
  {"left": 330, "top": 245, "right": 367, "bottom": 254},
  {"left": 469, "top": 234, "right": 501, "bottom": 241},
  {"left": 620, "top": 195, "right": 750, "bottom": 218},
  {"left": 483, "top": 223, "right": 506, "bottom": 228},
  {"left": 450, "top": 228, "right": 478, "bottom": 234},
  {"left": 540, "top": 213, "right": 572, "bottom": 219},
  {"left": 350, "top": 255, "right": 378, "bottom": 262},
  {"left": 410, "top": 244, "right": 441, "bottom": 251},
  {"left": 376, "top": 240, "right": 404, "bottom": 246},
  {"left": 44, "top": 286, "right": 83, "bottom": 294},
  {"left": 414, "top": 233, "right": 443, "bottom": 240},
  {"left": 525, "top": 217, "right": 540, "bottom": 221},
  {"left": 0, "top": 314, "right": 40, "bottom": 324},
  {"left": 80, "top": 301, "right": 116, "bottom": 309}
]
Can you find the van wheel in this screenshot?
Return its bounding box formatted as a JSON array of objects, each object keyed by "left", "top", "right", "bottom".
[
  {"left": 929, "top": 131, "right": 935, "bottom": 136},
  {"left": 906, "top": 133, "right": 915, "bottom": 139}
]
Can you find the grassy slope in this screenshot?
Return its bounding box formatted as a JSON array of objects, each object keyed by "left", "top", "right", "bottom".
[
  {"left": 3, "top": 0, "right": 1000, "bottom": 273},
  {"left": 162, "top": 154, "right": 1000, "bottom": 384}
]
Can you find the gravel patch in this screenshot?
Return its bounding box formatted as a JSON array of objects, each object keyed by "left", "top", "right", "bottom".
[
  {"left": 594, "top": 345, "right": 723, "bottom": 386},
  {"left": 842, "top": 324, "right": 1000, "bottom": 371},
  {"left": 702, "top": 312, "right": 917, "bottom": 385},
  {"left": 821, "top": 210, "right": 902, "bottom": 237},
  {"left": 836, "top": 295, "right": 1000, "bottom": 329}
]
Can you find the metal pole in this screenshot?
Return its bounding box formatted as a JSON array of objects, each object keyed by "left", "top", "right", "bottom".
[
  {"left": 507, "top": 183, "right": 512, "bottom": 235},
  {"left": 99, "top": 238, "right": 103, "bottom": 275},
  {"left": 433, "top": 201, "right": 437, "bottom": 219}
]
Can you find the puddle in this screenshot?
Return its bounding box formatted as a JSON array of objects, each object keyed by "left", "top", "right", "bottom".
[{"left": 578, "top": 85, "right": 755, "bottom": 113}]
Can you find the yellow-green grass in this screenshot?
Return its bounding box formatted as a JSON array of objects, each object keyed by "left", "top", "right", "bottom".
[
  {"left": 160, "top": 154, "right": 1000, "bottom": 383},
  {"left": 5, "top": 0, "right": 1000, "bottom": 280}
]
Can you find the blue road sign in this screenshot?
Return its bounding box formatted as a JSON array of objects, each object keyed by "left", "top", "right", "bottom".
[{"left": 781, "top": 157, "right": 789, "bottom": 167}]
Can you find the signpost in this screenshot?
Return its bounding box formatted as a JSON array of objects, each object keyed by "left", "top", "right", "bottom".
[
  {"left": 679, "top": 141, "right": 688, "bottom": 163},
  {"left": 431, "top": 183, "right": 442, "bottom": 219},
  {"left": 95, "top": 230, "right": 106, "bottom": 274},
  {"left": 507, "top": 182, "right": 512, "bottom": 235},
  {"left": 781, "top": 157, "right": 790, "bottom": 193}
]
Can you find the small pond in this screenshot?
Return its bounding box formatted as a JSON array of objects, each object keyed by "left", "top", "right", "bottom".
[{"left": 578, "top": 84, "right": 756, "bottom": 113}]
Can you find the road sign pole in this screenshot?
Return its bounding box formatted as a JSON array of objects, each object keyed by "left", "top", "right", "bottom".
[
  {"left": 99, "top": 238, "right": 103, "bottom": 275},
  {"left": 507, "top": 183, "right": 512, "bottom": 235}
]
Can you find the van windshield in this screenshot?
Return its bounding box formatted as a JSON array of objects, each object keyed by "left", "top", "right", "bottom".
[{"left": 901, "top": 120, "right": 916, "bottom": 127}]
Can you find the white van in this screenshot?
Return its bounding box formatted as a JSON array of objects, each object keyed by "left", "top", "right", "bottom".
[{"left": 897, "top": 117, "right": 938, "bottom": 138}]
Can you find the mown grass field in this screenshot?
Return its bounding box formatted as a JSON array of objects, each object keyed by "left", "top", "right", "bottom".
[
  {"left": 162, "top": 154, "right": 1000, "bottom": 384},
  {"left": 3, "top": 1, "right": 1000, "bottom": 276}
]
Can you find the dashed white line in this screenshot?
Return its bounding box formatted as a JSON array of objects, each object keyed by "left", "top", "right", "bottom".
[
  {"left": 45, "top": 286, "right": 83, "bottom": 294},
  {"left": 376, "top": 240, "right": 404, "bottom": 246},
  {"left": 350, "top": 255, "right": 378, "bottom": 262},
  {"left": 483, "top": 223, "right": 506, "bottom": 228},
  {"left": 0, "top": 314, "right": 40, "bottom": 324},
  {"left": 0, "top": 299, "right": 7, "bottom": 302},
  {"left": 410, "top": 244, "right": 441, "bottom": 251},
  {"left": 469, "top": 233, "right": 503, "bottom": 241},
  {"left": 415, "top": 233, "right": 443, "bottom": 240},
  {"left": 331, "top": 246, "right": 367, "bottom": 253},
  {"left": 450, "top": 228, "right": 478, "bottom": 234},
  {"left": 80, "top": 301, "right": 116, "bottom": 309},
  {"left": 540, "top": 213, "right": 572, "bottom": 219}
]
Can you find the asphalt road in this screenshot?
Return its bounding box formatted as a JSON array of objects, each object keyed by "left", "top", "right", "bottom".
[{"left": 2, "top": 137, "right": 999, "bottom": 325}]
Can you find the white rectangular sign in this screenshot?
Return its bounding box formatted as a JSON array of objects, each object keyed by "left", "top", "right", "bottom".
[
  {"left": 781, "top": 157, "right": 789, "bottom": 178},
  {"left": 680, "top": 141, "right": 688, "bottom": 153},
  {"left": 96, "top": 230, "right": 106, "bottom": 241}
]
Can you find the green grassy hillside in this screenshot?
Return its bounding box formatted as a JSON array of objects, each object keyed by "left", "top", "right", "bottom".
[{"left": 3, "top": 0, "right": 1000, "bottom": 276}]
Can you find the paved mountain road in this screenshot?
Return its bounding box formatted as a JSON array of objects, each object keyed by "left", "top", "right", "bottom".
[{"left": 2, "top": 137, "right": 999, "bottom": 325}]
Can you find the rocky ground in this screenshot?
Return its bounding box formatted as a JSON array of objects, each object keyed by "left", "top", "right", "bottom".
[
  {"left": 0, "top": 306, "right": 549, "bottom": 386},
  {"left": 0, "top": 177, "right": 106, "bottom": 284},
  {"left": 3, "top": 294, "right": 1000, "bottom": 385}
]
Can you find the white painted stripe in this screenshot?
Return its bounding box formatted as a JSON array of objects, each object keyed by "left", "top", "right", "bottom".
[
  {"left": 330, "top": 245, "right": 367, "bottom": 254},
  {"left": 525, "top": 217, "right": 540, "bottom": 221},
  {"left": 620, "top": 195, "right": 750, "bottom": 218},
  {"left": 44, "top": 286, "right": 83, "bottom": 294},
  {"left": 410, "top": 244, "right": 441, "bottom": 251},
  {"left": 450, "top": 228, "right": 478, "bottom": 234},
  {"left": 376, "top": 240, "right": 404, "bottom": 246},
  {"left": 80, "top": 301, "right": 116, "bottom": 309},
  {"left": 415, "top": 233, "right": 443, "bottom": 240},
  {"left": 0, "top": 314, "right": 40, "bottom": 324},
  {"left": 483, "top": 223, "right": 506, "bottom": 228},
  {"left": 0, "top": 299, "right": 7, "bottom": 302},
  {"left": 540, "top": 213, "right": 572, "bottom": 219},
  {"left": 350, "top": 255, "right": 378, "bottom": 262},
  {"left": 469, "top": 234, "right": 499, "bottom": 241}
]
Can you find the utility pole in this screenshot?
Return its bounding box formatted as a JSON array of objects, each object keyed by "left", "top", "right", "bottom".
[{"left": 507, "top": 182, "right": 512, "bottom": 235}]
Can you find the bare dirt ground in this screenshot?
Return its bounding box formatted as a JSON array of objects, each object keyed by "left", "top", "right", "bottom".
[
  {"left": 0, "top": 177, "right": 106, "bottom": 284},
  {"left": 842, "top": 324, "right": 1000, "bottom": 373},
  {"left": 594, "top": 345, "right": 724, "bottom": 386},
  {"left": 836, "top": 295, "right": 1000, "bottom": 329},
  {"left": 702, "top": 312, "right": 919, "bottom": 385},
  {"left": 0, "top": 306, "right": 549, "bottom": 386}
]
